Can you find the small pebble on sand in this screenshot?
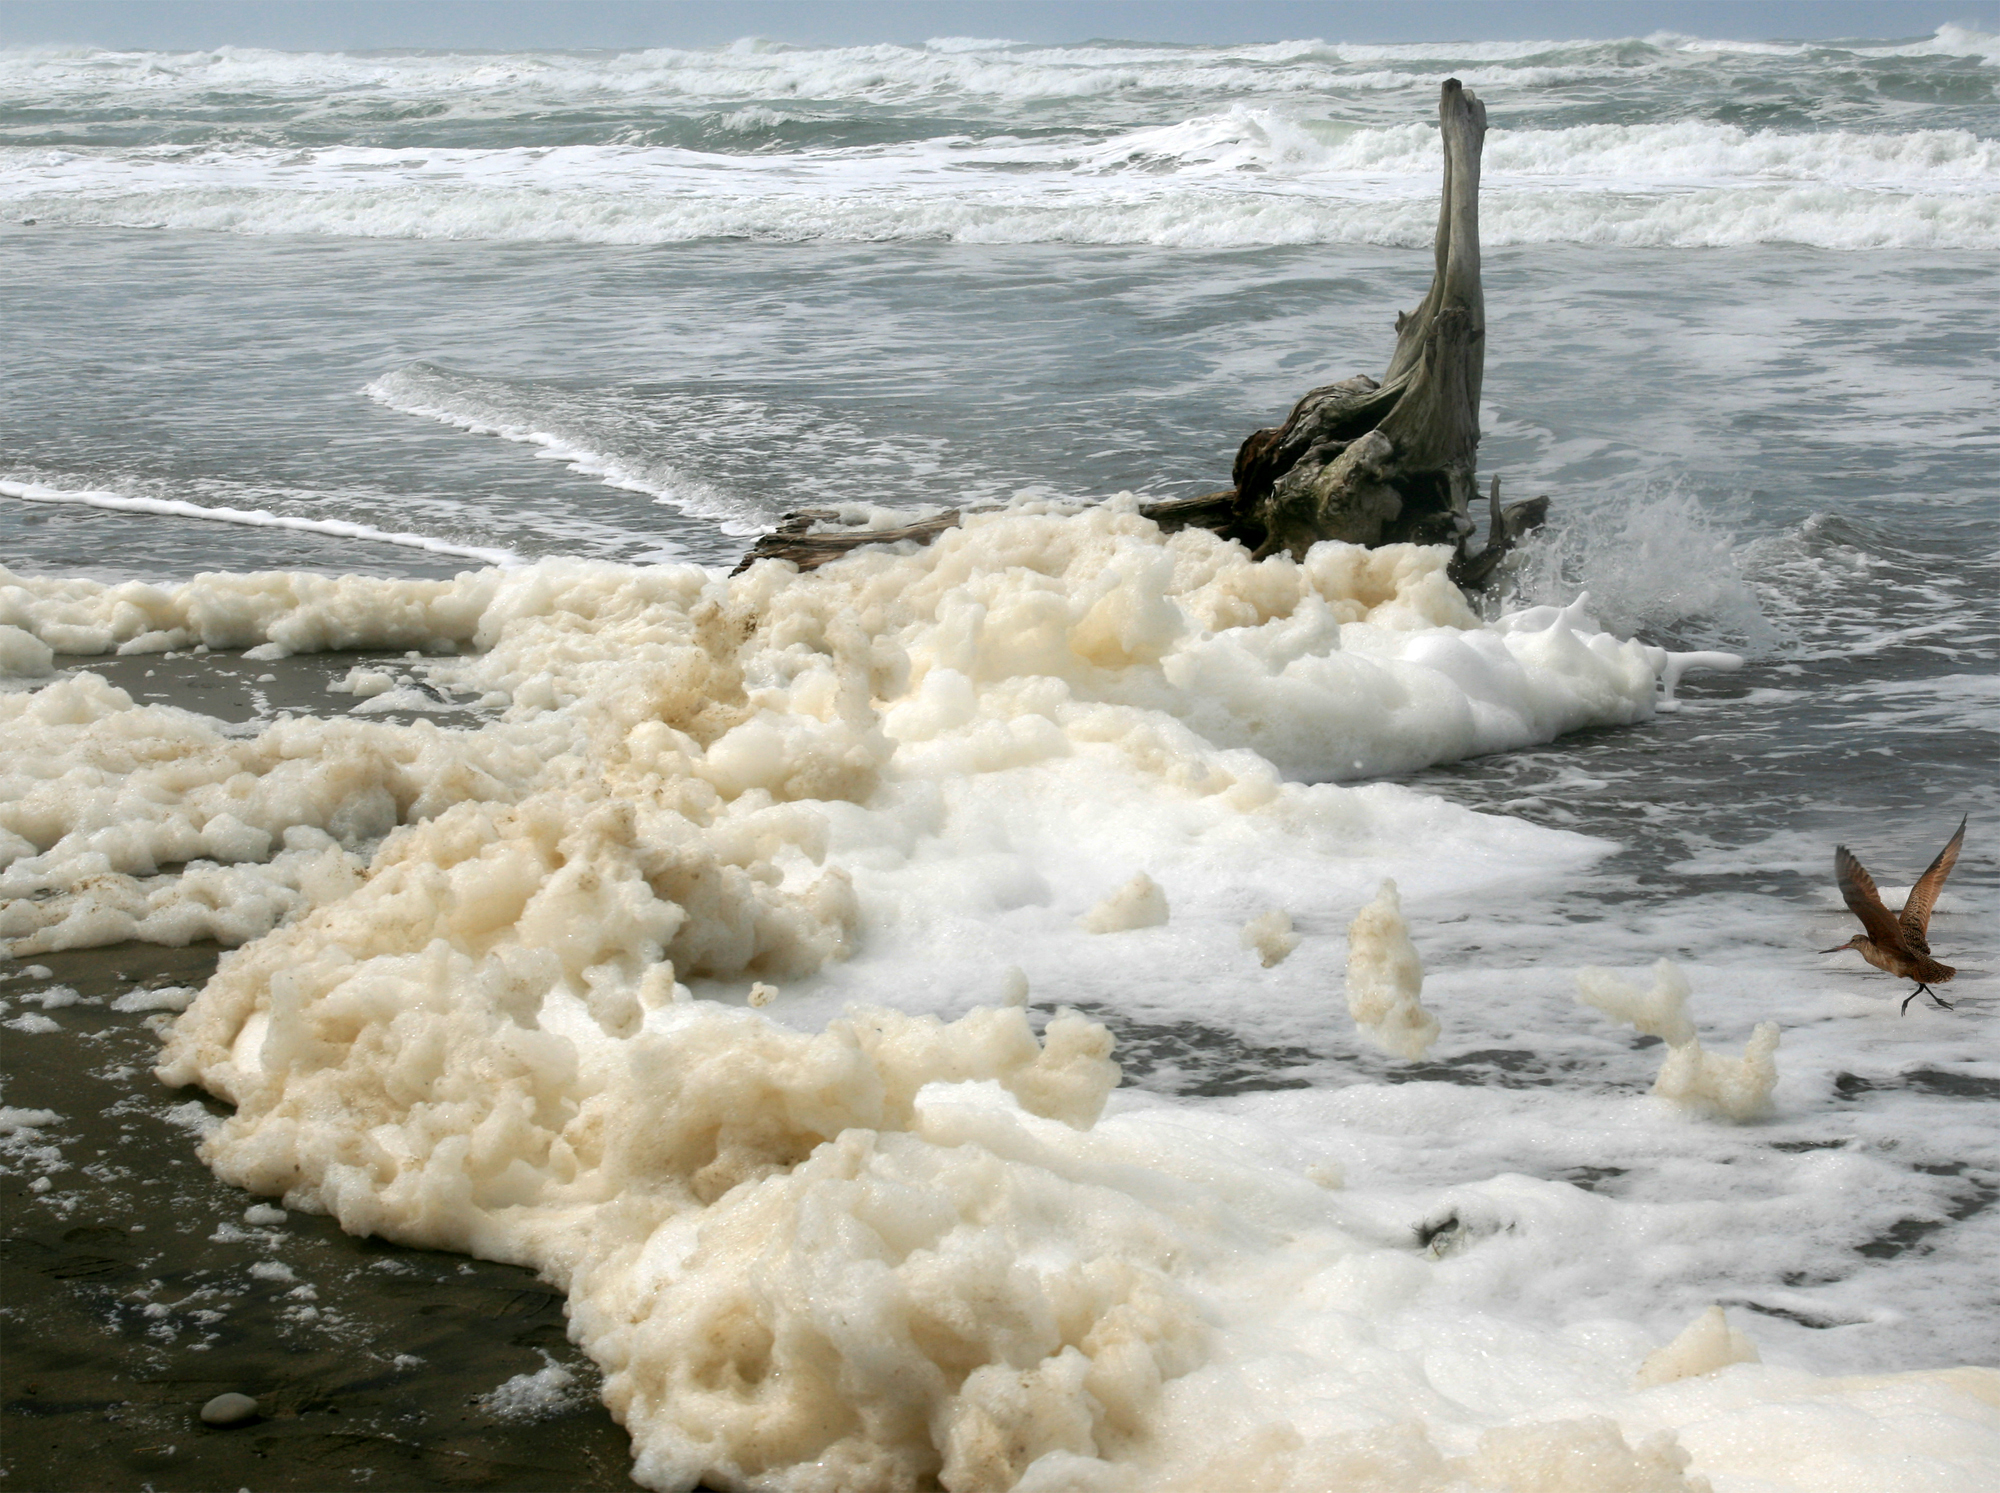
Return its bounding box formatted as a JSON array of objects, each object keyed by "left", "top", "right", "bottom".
[{"left": 199, "top": 1392, "right": 259, "bottom": 1427}]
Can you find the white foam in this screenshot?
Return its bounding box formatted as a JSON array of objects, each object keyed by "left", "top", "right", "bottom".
[
  {"left": 1576, "top": 961, "right": 1781, "bottom": 1123},
  {"left": 1080, "top": 872, "right": 1170, "bottom": 934},
  {"left": 1239, "top": 908, "right": 1298, "bottom": 968},
  {"left": 2, "top": 507, "right": 1986, "bottom": 1488},
  {"left": 111, "top": 984, "right": 199, "bottom": 1013},
  {"left": 0, "top": 624, "right": 55, "bottom": 679},
  {"left": 0, "top": 480, "right": 521, "bottom": 569},
  {"left": 479, "top": 1357, "right": 587, "bottom": 1422},
  {"left": 5, "top": 28, "right": 1992, "bottom": 114},
  {"left": 1653, "top": 1023, "right": 1782, "bottom": 1123},
  {"left": 7, "top": 109, "right": 1994, "bottom": 251},
  {"left": 1637, "top": 1304, "right": 1762, "bottom": 1387},
  {"left": 4, "top": 1011, "right": 60, "bottom": 1033},
  {"left": 1344, "top": 878, "right": 1437, "bottom": 1060},
  {"left": 1578, "top": 960, "right": 1698, "bottom": 1047}
]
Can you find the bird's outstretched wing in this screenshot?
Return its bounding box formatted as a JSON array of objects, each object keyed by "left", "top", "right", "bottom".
[
  {"left": 1901, "top": 815, "right": 1966, "bottom": 939},
  {"left": 1836, "top": 845, "right": 1903, "bottom": 947}
]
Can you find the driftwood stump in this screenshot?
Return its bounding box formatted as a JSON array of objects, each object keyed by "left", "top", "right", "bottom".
[{"left": 738, "top": 80, "right": 1545, "bottom": 588}]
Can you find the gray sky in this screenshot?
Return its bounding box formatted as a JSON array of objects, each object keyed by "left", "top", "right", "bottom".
[{"left": 1, "top": 1, "right": 1985, "bottom": 51}]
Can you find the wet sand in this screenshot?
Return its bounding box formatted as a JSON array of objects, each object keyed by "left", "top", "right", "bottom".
[{"left": 0, "top": 652, "right": 651, "bottom": 1491}]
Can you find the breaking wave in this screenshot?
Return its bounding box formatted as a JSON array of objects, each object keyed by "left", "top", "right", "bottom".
[
  {"left": 9, "top": 128, "right": 1993, "bottom": 249},
  {"left": 1503, "top": 487, "right": 1785, "bottom": 654},
  {"left": 6, "top": 24, "right": 1994, "bottom": 249}
]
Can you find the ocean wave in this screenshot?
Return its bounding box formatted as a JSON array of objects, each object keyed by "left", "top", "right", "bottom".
[
  {"left": 0, "top": 38, "right": 1625, "bottom": 113},
  {"left": 9, "top": 107, "right": 1996, "bottom": 250},
  {"left": 1083, "top": 111, "right": 2000, "bottom": 183},
  {"left": 1700, "top": 20, "right": 2000, "bottom": 63},
  {"left": 1505, "top": 487, "right": 1784, "bottom": 654},
  {"left": 11, "top": 115, "right": 1995, "bottom": 194},
  {"left": 362, "top": 365, "right": 773, "bottom": 533},
  {"left": 363, "top": 363, "right": 986, "bottom": 536},
  {"left": 2, "top": 26, "right": 1990, "bottom": 118},
  {"left": 13, "top": 176, "right": 1993, "bottom": 250},
  {"left": 0, "top": 479, "right": 522, "bottom": 566}
]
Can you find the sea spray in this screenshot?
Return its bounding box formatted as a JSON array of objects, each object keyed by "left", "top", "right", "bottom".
[{"left": 1502, "top": 486, "right": 1784, "bottom": 653}]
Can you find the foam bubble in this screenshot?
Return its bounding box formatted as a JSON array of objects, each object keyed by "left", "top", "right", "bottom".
[{"left": 478, "top": 1357, "right": 589, "bottom": 1421}]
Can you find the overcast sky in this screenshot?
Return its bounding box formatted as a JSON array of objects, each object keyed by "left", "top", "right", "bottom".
[{"left": 0, "top": 1, "right": 1985, "bottom": 51}]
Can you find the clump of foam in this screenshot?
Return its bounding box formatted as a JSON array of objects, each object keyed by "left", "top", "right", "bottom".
[
  {"left": 598, "top": 1098, "right": 1198, "bottom": 1493},
  {"left": 1461, "top": 1419, "right": 1712, "bottom": 1493},
  {"left": 1345, "top": 878, "right": 1437, "bottom": 1060},
  {"left": 166, "top": 964, "right": 1133, "bottom": 1487},
  {"left": 1576, "top": 961, "right": 1779, "bottom": 1121},
  {"left": 111, "top": 984, "right": 199, "bottom": 1013},
  {"left": 331, "top": 666, "right": 397, "bottom": 698},
  {"left": 0, "top": 624, "right": 54, "bottom": 680},
  {"left": 1576, "top": 960, "right": 1698, "bottom": 1047},
  {"left": 478, "top": 1355, "right": 588, "bottom": 1421},
  {"left": 1652, "top": 1023, "right": 1780, "bottom": 1122},
  {"left": 1081, "top": 872, "right": 1169, "bottom": 934},
  {"left": 1240, "top": 908, "right": 1299, "bottom": 967},
  {"left": 0, "top": 514, "right": 1822, "bottom": 1490},
  {"left": 6, "top": 509, "right": 1718, "bottom": 797},
  {"left": 1638, "top": 1305, "right": 1762, "bottom": 1388},
  {"left": 1179, "top": 1416, "right": 1711, "bottom": 1493}
]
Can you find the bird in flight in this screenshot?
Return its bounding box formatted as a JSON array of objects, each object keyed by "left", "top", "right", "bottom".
[{"left": 1825, "top": 816, "right": 1967, "bottom": 1014}]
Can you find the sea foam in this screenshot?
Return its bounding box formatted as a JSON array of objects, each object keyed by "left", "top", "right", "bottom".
[{"left": 9, "top": 508, "right": 1990, "bottom": 1489}]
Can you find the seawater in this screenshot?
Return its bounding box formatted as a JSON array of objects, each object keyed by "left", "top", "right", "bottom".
[{"left": 2, "top": 27, "right": 1998, "bottom": 1493}]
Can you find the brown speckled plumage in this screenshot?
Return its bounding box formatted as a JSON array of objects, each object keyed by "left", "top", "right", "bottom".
[{"left": 1825, "top": 816, "right": 1966, "bottom": 1014}]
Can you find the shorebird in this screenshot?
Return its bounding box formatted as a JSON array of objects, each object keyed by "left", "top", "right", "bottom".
[{"left": 1825, "top": 815, "right": 1967, "bottom": 1014}]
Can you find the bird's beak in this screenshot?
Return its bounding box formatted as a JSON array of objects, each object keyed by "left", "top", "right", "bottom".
[{"left": 1820, "top": 943, "right": 1850, "bottom": 954}]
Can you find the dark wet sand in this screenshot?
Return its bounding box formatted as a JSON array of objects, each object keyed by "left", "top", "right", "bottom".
[{"left": 0, "top": 653, "right": 653, "bottom": 1491}]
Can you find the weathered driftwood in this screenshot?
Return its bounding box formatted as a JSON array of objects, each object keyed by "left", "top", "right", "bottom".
[
  {"left": 736, "top": 79, "right": 1544, "bottom": 588},
  {"left": 739, "top": 506, "right": 970, "bottom": 572}
]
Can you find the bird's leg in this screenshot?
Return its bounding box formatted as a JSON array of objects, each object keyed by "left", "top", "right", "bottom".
[{"left": 1902, "top": 983, "right": 1954, "bottom": 1014}]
